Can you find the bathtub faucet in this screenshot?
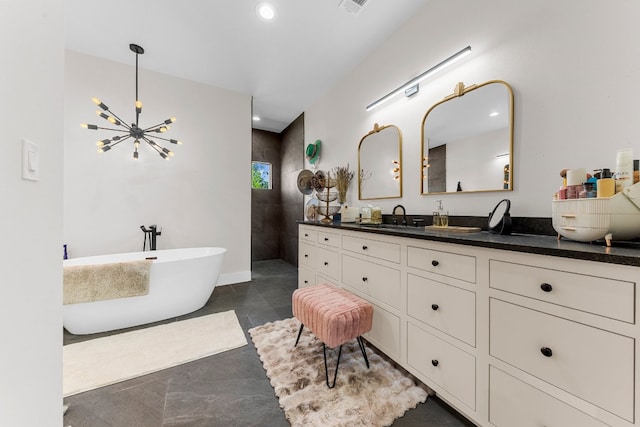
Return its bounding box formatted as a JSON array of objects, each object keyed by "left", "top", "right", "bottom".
[{"left": 140, "top": 224, "right": 162, "bottom": 251}]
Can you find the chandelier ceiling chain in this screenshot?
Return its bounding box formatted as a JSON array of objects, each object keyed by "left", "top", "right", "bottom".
[{"left": 81, "top": 43, "right": 182, "bottom": 160}]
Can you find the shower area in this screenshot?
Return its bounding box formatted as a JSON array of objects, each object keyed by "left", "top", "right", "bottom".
[{"left": 251, "top": 113, "right": 304, "bottom": 266}]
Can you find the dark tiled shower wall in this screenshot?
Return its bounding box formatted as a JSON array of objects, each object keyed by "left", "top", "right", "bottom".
[
  {"left": 251, "top": 113, "right": 304, "bottom": 264},
  {"left": 251, "top": 129, "right": 282, "bottom": 262},
  {"left": 279, "top": 114, "right": 304, "bottom": 266}
]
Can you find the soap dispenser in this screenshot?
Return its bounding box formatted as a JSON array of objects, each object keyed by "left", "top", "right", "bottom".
[{"left": 433, "top": 200, "right": 448, "bottom": 227}]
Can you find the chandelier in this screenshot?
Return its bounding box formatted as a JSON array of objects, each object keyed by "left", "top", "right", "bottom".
[{"left": 81, "top": 43, "right": 182, "bottom": 160}]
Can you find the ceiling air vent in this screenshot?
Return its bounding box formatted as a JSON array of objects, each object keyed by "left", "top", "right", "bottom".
[{"left": 338, "top": 0, "right": 369, "bottom": 15}]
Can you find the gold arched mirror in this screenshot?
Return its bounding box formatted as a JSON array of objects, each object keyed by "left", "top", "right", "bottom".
[
  {"left": 358, "top": 123, "right": 403, "bottom": 200},
  {"left": 421, "top": 80, "right": 514, "bottom": 194}
]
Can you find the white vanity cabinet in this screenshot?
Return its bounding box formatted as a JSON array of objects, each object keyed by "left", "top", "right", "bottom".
[
  {"left": 297, "top": 223, "right": 640, "bottom": 427},
  {"left": 487, "top": 251, "right": 638, "bottom": 427}
]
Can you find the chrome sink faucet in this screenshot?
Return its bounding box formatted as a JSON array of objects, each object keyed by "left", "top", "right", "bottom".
[{"left": 392, "top": 205, "right": 407, "bottom": 226}]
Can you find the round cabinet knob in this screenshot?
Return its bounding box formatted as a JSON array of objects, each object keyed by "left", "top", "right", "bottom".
[
  {"left": 304, "top": 233, "right": 309, "bottom": 237},
  {"left": 540, "top": 347, "right": 553, "bottom": 357},
  {"left": 431, "top": 304, "right": 439, "bottom": 311},
  {"left": 304, "top": 254, "right": 308, "bottom": 258},
  {"left": 362, "top": 277, "right": 368, "bottom": 282},
  {"left": 431, "top": 359, "right": 439, "bottom": 367},
  {"left": 324, "top": 237, "right": 329, "bottom": 241},
  {"left": 362, "top": 245, "right": 368, "bottom": 250},
  {"left": 431, "top": 260, "right": 439, "bottom": 267},
  {"left": 324, "top": 261, "right": 328, "bottom": 266},
  {"left": 540, "top": 283, "right": 553, "bottom": 292},
  {"left": 304, "top": 280, "right": 308, "bottom": 284}
]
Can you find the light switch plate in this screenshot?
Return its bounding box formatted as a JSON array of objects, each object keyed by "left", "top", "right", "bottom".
[{"left": 22, "top": 138, "right": 40, "bottom": 181}]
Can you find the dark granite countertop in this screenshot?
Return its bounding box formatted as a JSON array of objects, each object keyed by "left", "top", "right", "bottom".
[{"left": 299, "top": 221, "right": 640, "bottom": 267}]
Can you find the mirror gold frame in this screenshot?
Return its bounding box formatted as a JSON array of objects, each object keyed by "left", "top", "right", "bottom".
[
  {"left": 358, "top": 123, "right": 403, "bottom": 200},
  {"left": 420, "top": 80, "right": 514, "bottom": 195}
]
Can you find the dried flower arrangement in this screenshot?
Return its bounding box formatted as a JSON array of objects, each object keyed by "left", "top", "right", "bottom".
[{"left": 333, "top": 164, "right": 355, "bottom": 204}]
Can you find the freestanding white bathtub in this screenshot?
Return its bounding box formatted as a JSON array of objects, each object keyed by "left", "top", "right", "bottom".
[{"left": 63, "top": 247, "right": 227, "bottom": 335}]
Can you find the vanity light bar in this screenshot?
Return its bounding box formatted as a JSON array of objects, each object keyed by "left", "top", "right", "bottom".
[{"left": 365, "top": 46, "right": 472, "bottom": 112}]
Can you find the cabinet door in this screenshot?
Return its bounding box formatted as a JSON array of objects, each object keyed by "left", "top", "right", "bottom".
[
  {"left": 341, "top": 254, "right": 401, "bottom": 309},
  {"left": 489, "top": 259, "right": 634, "bottom": 323},
  {"left": 363, "top": 302, "right": 401, "bottom": 360},
  {"left": 407, "top": 323, "right": 476, "bottom": 410},
  {"left": 490, "top": 298, "right": 634, "bottom": 422},
  {"left": 317, "top": 247, "right": 340, "bottom": 280},
  {"left": 298, "top": 241, "right": 317, "bottom": 270},
  {"left": 318, "top": 230, "right": 340, "bottom": 248},
  {"left": 299, "top": 226, "right": 318, "bottom": 244},
  {"left": 407, "top": 273, "right": 476, "bottom": 346},
  {"left": 342, "top": 235, "right": 401, "bottom": 263},
  {"left": 298, "top": 267, "right": 315, "bottom": 288},
  {"left": 407, "top": 245, "right": 476, "bottom": 283},
  {"left": 489, "top": 366, "right": 607, "bottom": 427}
]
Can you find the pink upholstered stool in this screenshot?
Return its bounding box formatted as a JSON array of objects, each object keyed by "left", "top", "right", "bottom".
[{"left": 292, "top": 284, "right": 373, "bottom": 388}]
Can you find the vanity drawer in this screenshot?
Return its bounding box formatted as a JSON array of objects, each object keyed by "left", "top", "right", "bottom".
[
  {"left": 317, "top": 247, "right": 340, "bottom": 280},
  {"left": 489, "top": 366, "right": 607, "bottom": 427},
  {"left": 298, "top": 267, "right": 315, "bottom": 288},
  {"left": 299, "top": 226, "right": 318, "bottom": 244},
  {"left": 342, "top": 235, "right": 401, "bottom": 263},
  {"left": 407, "top": 273, "right": 475, "bottom": 346},
  {"left": 489, "top": 259, "right": 635, "bottom": 323},
  {"left": 490, "top": 298, "right": 634, "bottom": 421},
  {"left": 298, "top": 241, "right": 317, "bottom": 270},
  {"left": 407, "top": 246, "right": 476, "bottom": 283},
  {"left": 407, "top": 323, "right": 475, "bottom": 410},
  {"left": 318, "top": 230, "right": 340, "bottom": 248},
  {"left": 363, "top": 302, "right": 401, "bottom": 360},
  {"left": 341, "top": 254, "right": 401, "bottom": 309}
]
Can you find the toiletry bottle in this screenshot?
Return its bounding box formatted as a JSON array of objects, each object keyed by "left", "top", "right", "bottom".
[
  {"left": 433, "top": 200, "right": 448, "bottom": 227},
  {"left": 597, "top": 168, "right": 615, "bottom": 198},
  {"left": 371, "top": 206, "right": 382, "bottom": 224},
  {"left": 615, "top": 148, "right": 633, "bottom": 193},
  {"left": 583, "top": 182, "right": 596, "bottom": 198}
]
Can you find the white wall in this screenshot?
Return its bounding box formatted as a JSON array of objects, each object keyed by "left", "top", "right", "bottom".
[
  {"left": 305, "top": 0, "right": 640, "bottom": 218},
  {"left": 64, "top": 51, "right": 252, "bottom": 284},
  {"left": 0, "top": 1, "right": 64, "bottom": 424}
]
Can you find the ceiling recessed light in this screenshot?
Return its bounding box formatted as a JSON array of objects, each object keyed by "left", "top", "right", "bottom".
[
  {"left": 256, "top": 2, "right": 276, "bottom": 21},
  {"left": 252, "top": 116, "right": 261, "bottom": 121}
]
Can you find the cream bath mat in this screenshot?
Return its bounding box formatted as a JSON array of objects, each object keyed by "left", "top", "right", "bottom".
[
  {"left": 64, "top": 310, "right": 247, "bottom": 396},
  {"left": 249, "top": 317, "right": 429, "bottom": 427}
]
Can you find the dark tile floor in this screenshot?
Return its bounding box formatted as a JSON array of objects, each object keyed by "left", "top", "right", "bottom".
[{"left": 63, "top": 259, "right": 475, "bottom": 426}]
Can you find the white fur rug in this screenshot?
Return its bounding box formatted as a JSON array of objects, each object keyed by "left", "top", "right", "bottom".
[
  {"left": 249, "top": 317, "right": 428, "bottom": 427},
  {"left": 64, "top": 310, "right": 247, "bottom": 396}
]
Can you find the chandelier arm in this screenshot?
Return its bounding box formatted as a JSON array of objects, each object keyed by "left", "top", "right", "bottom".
[
  {"left": 104, "top": 110, "right": 133, "bottom": 130},
  {"left": 106, "top": 135, "right": 133, "bottom": 148},
  {"left": 147, "top": 135, "right": 177, "bottom": 143},
  {"left": 142, "top": 122, "right": 171, "bottom": 132},
  {"left": 95, "top": 126, "right": 131, "bottom": 133},
  {"left": 141, "top": 136, "right": 165, "bottom": 153}
]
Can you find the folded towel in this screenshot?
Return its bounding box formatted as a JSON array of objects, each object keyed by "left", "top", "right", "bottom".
[{"left": 63, "top": 260, "right": 152, "bottom": 305}]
